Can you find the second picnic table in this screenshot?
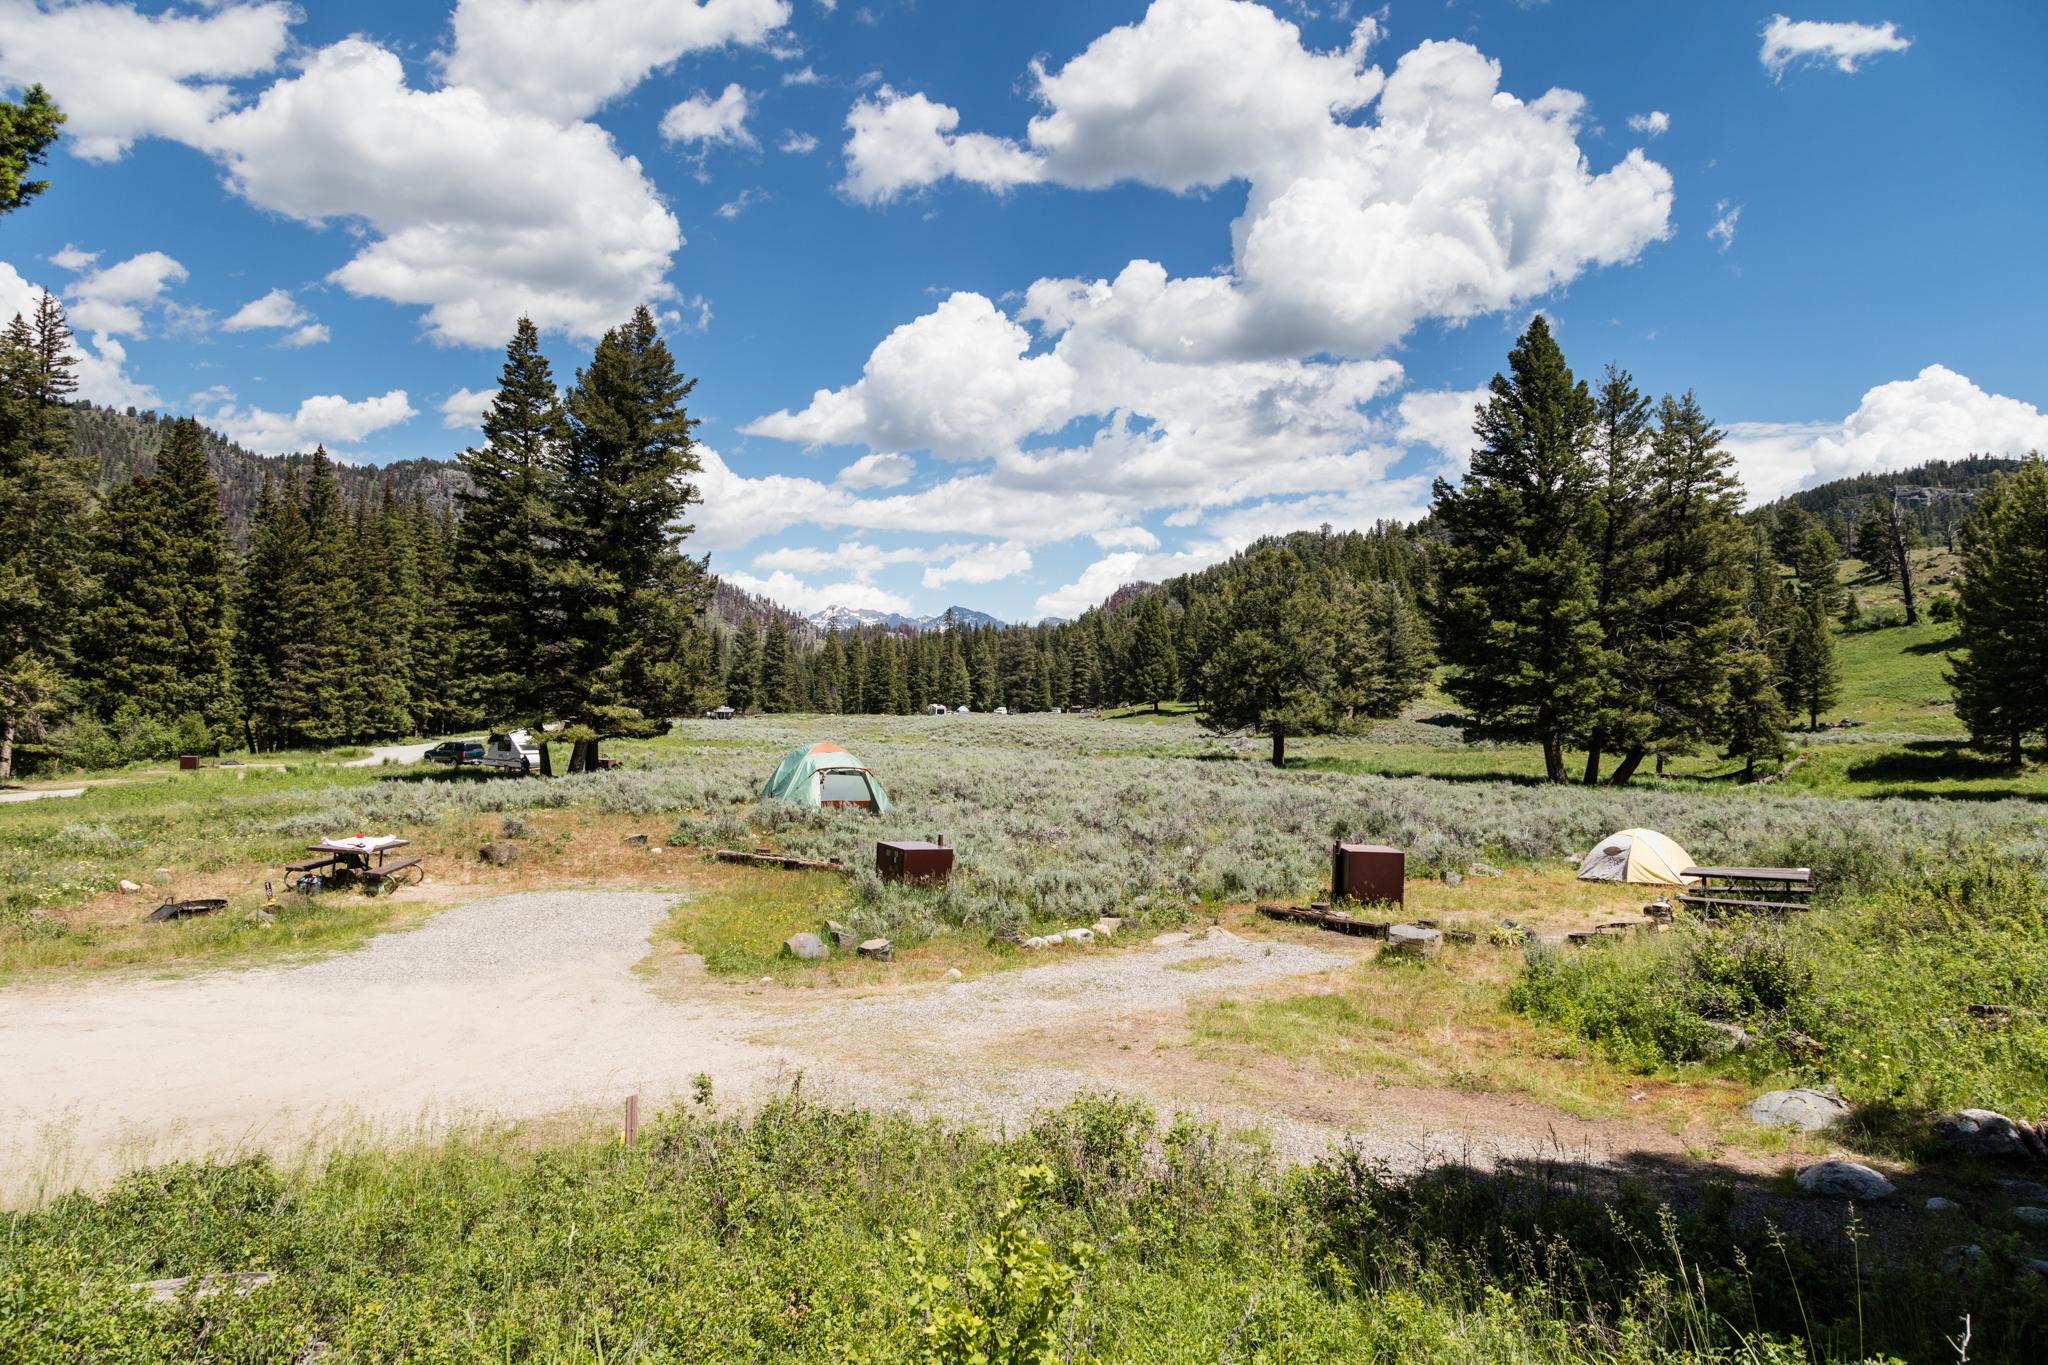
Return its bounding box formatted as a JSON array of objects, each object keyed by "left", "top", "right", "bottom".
[
  {"left": 1678, "top": 865, "right": 1813, "bottom": 915},
  {"left": 290, "top": 836, "right": 423, "bottom": 891}
]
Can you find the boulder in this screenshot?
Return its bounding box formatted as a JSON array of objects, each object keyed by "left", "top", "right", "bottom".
[
  {"left": 480, "top": 841, "right": 520, "bottom": 866},
  {"left": 944, "top": 967, "right": 963, "bottom": 982},
  {"left": 1387, "top": 924, "right": 1442, "bottom": 958},
  {"left": 1063, "top": 927, "right": 1095, "bottom": 944},
  {"left": 1151, "top": 931, "right": 1192, "bottom": 948},
  {"left": 823, "top": 919, "right": 859, "bottom": 952},
  {"left": 1925, "top": 1196, "right": 1962, "bottom": 1213},
  {"left": 1934, "top": 1109, "right": 2031, "bottom": 1160},
  {"left": 1941, "top": 1244, "right": 1985, "bottom": 1276},
  {"left": 2014, "top": 1206, "right": 2048, "bottom": 1227},
  {"left": 621, "top": 833, "right": 649, "bottom": 847},
  {"left": 1090, "top": 920, "right": 1118, "bottom": 940},
  {"left": 1468, "top": 862, "right": 1504, "bottom": 878},
  {"left": 1795, "top": 1160, "right": 1895, "bottom": 1201},
  {"left": 118, "top": 879, "right": 141, "bottom": 893},
  {"left": 1699, "top": 1022, "right": 1753, "bottom": 1057},
  {"left": 1097, "top": 916, "right": 1125, "bottom": 932},
  {"left": 857, "top": 938, "right": 893, "bottom": 962},
  {"left": 1441, "top": 870, "right": 1464, "bottom": 887},
  {"left": 1747, "top": 1088, "right": 1850, "bottom": 1132},
  {"left": 1021, "top": 936, "right": 1048, "bottom": 950},
  {"left": 782, "top": 932, "right": 829, "bottom": 962},
  {"left": 1998, "top": 1179, "right": 2048, "bottom": 1202}
]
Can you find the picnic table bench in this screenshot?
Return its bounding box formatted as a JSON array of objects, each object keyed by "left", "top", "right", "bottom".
[
  {"left": 289, "top": 838, "right": 423, "bottom": 892},
  {"left": 1678, "top": 865, "right": 1813, "bottom": 915}
]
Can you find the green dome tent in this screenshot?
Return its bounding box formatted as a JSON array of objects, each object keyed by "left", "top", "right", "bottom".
[{"left": 758, "top": 742, "right": 892, "bottom": 812}]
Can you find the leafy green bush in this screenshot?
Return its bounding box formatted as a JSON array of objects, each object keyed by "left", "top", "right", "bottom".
[{"left": 6, "top": 1093, "right": 2039, "bottom": 1362}]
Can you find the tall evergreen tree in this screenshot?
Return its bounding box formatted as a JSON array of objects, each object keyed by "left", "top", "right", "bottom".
[
  {"left": 725, "top": 622, "right": 761, "bottom": 712},
  {"left": 1129, "top": 592, "right": 1179, "bottom": 712},
  {"left": 77, "top": 477, "right": 182, "bottom": 723},
  {"left": 1432, "top": 316, "right": 1607, "bottom": 783},
  {"left": 268, "top": 452, "right": 354, "bottom": 744},
  {"left": 758, "top": 618, "right": 794, "bottom": 712},
  {"left": 1781, "top": 523, "right": 1844, "bottom": 730},
  {"left": 552, "top": 306, "right": 711, "bottom": 769},
  {"left": 1331, "top": 576, "right": 1433, "bottom": 720},
  {"left": 1601, "top": 390, "right": 1752, "bottom": 786},
  {"left": 1947, "top": 461, "right": 2048, "bottom": 764},
  {"left": 0, "top": 84, "right": 63, "bottom": 217},
  {"left": 453, "top": 317, "right": 568, "bottom": 734},
  {"left": 1196, "top": 544, "right": 1340, "bottom": 768},
  {"left": 1577, "top": 364, "right": 1656, "bottom": 783},
  {"left": 0, "top": 294, "right": 90, "bottom": 779},
  {"left": 154, "top": 417, "right": 238, "bottom": 737}
]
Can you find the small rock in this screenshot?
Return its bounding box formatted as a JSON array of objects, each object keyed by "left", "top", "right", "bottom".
[
  {"left": 1699, "top": 1021, "right": 1753, "bottom": 1057},
  {"left": 1204, "top": 927, "right": 1243, "bottom": 945},
  {"left": 118, "top": 879, "right": 142, "bottom": 893},
  {"left": 1468, "top": 862, "right": 1503, "bottom": 878},
  {"left": 622, "top": 833, "right": 649, "bottom": 847},
  {"left": 480, "top": 841, "right": 520, "bottom": 866},
  {"left": 1934, "top": 1109, "right": 2031, "bottom": 1160},
  {"left": 1795, "top": 1160, "right": 1895, "bottom": 1202},
  {"left": 857, "top": 937, "right": 893, "bottom": 961},
  {"left": 944, "top": 967, "right": 963, "bottom": 981},
  {"left": 1386, "top": 924, "right": 1442, "bottom": 958},
  {"left": 1021, "top": 936, "right": 1048, "bottom": 950},
  {"left": 1097, "top": 916, "right": 1125, "bottom": 931},
  {"left": 823, "top": 918, "right": 858, "bottom": 951},
  {"left": 1063, "top": 927, "right": 1095, "bottom": 944},
  {"left": 1151, "top": 931, "right": 1192, "bottom": 948},
  {"left": 1925, "top": 1196, "right": 1962, "bottom": 1213},
  {"left": 1747, "top": 1088, "right": 1849, "bottom": 1132},
  {"left": 758, "top": 975, "right": 773, "bottom": 984},
  {"left": 1089, "top": 920, "right": 1117, "bottom": 939},
  {"left": 1441, "top": 870, "right": 1463, "bottom": 887},
  {"left": 782, "top": 932, "right": 829, "bottom": 961},
  {"left": 1997, "top": 1179, "right": 2048, "bottom": 1202},
  {"left": 152, "top": 867, "right": 173, "bottom": 882},
  {"left": 1941, "top": 1244, "right": 1984, "bottom": 1276},
  {"left": 2013, "top": 1206, "right": 2048, "bottom": 1226}
]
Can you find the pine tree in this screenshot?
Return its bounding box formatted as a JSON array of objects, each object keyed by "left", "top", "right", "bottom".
[
  {"left": 153, "top": 417, "right": 238, "bottom": 739},
  {"left": 409, "top": 500, "right": 469, "bottom": 734},
  {"left": 1601, "top": 390, "right": 1752, "bottom": 786},
  {"left": 1331, "top": 575, "right": 1433, "bottom": 720},
  {"left": 552, "top": 306, "right": 709, "bottom": 770},
  {"left": 1853, "top": 498, "right": 1899, "bottom": 581},
  {"left": 970, "top": 632, "right": 998, "bottom": 711},
  {"left": 1947, "top": 461, "right": 2048, "bottom": 764},
  {"left": 1577, "top": 364, "right": 1656, "bottom": 783},
  {"left": 77, "top": 478, "right": 182, "bottom": 723},
  {"left": 0, "top": 84, "right": 63, "bottom": 217},
  {"left": 0, "top": 294, "right": 91, "bottom": 779},
  {"left": 453, "top": 317, "right": 568, "bottom": 733},
  {"left": 1432, "top": 316, "right": 1607, "bottom": 783},
  {"left": 1129, "top": 592, "right": 1179, "bottom": 712},
  {"left": 758, "top": 619, "right": 794, "bottom": 712},
  {"left": 725, "top": 622, "right": 761, "bottom": 712},
  {"left": 944, "top": 640, "right": 972, "bottom": 710},
  {"left": 268, "top": 453, "right": 354, "bottom": 744},
  {"left": 1722, "top": 526, "right": 1792, "bottom": 780},
  {"left": 1781, "top": 523, "right": 1844, "bottom": 731},
  {"left": 1196, "top": 544, "right": 1340, "bottom": 768},
  {"left": 998, "top": 631, "right": 1037, "bottom": 710}
]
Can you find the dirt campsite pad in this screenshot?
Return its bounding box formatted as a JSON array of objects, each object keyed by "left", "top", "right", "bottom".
[{"left": 0, "top": 888, "right": 1736, "bottom": 1201}]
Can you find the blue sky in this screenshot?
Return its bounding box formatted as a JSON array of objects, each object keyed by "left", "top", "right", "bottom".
[{"left": 3, "top": 0, "right": 2044, "bottom": 622}]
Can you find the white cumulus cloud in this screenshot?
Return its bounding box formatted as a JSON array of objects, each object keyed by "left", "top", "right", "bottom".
[
  {"left": 921, "top": 541, "right": 1031, "bottom": 590},
  {"left": 840, "top": 86, "right": 1045, "bottom": 203},
  {"left": 440, "top": 386, "right": 498, "bottom": 430},
  {"left": 441, "top": 0, "right": 790, "bottom": 121},
  {"left": 0, "top": 0, "right": 291, "bottom": 160},
  {"left": 1761, "top": 15, "right": 1911, "bottom": 78},
  {"left": 835, "top": 451, "right": 916, "bottom": 489},
  {"left": 1627, "top": 110, "right": 1670, "bottom": 137},
  {"left": 661, "top": 83, "right": 755, "bottom": 147},
  {"left": 1726, "top": 365, "right": 2048, "bottom": 502},
  {"left": 1708, "top": 201, "right": 1742, "bottom": 253},
  {"left": 209, "top": 389, "right": 418, "bottom": 456},
  {"left": 59, "top": 250, "right": 186, "bottom": 337}
]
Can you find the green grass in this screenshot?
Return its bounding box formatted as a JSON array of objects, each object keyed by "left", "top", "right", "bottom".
[{"left": 8, "top": 1091, "right": 2042, "bottom": 1362}]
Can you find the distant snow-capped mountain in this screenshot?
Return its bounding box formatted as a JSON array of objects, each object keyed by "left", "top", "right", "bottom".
[{"left": 803, "top": 604, "right": 1006, "bottom": 632}]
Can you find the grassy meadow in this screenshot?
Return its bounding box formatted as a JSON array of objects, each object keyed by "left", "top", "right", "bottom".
[{"left": 6, "top": 543, "right": 2048, "bottom": 1359}]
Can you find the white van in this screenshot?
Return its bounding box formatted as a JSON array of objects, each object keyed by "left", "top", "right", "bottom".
[{"left": 481, "top": 729, "right": 543, "bottom": 775}]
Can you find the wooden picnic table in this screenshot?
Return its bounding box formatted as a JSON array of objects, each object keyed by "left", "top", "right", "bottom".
[
  {"left": 1678, "top": 865, "right": 1814, "bottom": 915},
  {"left": 289, "top": 838, "right": 423, "bottom": 891},
  {"left": 308, "top": 837, "right": 412, "bottom": 871}
]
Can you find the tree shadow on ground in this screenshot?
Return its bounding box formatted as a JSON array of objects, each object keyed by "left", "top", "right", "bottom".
[
  {"left": 1841, "top": 742, "right": 2044, "bottom": 799},
  {"left": 1309, "top": 1139, "right": 2048, "bottom": 1363}
]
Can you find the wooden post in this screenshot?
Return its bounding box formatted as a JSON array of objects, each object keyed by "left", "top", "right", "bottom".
[{"left": 624, "top": 1093, "right": 639, "bottom": 1149}]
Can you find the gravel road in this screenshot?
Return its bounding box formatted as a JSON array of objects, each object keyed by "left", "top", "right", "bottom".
[
  {"left": 0, "top": 787, "right": 85, "bottom": 804},
  {"left": 342, "top": 742, "right": 437, "bottom": 768},
  {"left": 0, "top": 891, "right": 1704, "bottom": 1199}
]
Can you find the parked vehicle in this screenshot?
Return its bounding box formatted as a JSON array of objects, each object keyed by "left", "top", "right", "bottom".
[
  {"left": 481, "top": 729, "right": 543, "bottom": 775},
  {"left": 423, "top": 739, "right": 485, "bottom": 765}
]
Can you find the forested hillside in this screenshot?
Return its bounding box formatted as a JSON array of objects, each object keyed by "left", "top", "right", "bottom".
[{"left": 67, "top": 403, "right": 469, "bottom": 544}]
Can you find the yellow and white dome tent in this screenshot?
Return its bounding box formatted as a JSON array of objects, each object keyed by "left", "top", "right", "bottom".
[{"left": 1575, "top": 828, "right": 1700, "bottom": 886}]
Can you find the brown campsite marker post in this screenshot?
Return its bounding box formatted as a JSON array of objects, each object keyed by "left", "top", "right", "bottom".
[{"left": 624, "top": 1094, "right": 640, "bottom": 1149}]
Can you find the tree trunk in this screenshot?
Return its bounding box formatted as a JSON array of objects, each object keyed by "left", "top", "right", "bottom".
[
  {"left": 1152, "top": 699, "right": 1161, "bottom": 714},
  {"left": 1608, "top": 747, "right": 1647, "bottom": 787},
  {"left": 2012, "top": 729, "right": 2023, "bottom": 769},
  {"left": 587, "top": 737, "right": 600, "bottom": 772},
  {"left": 1887, "top": 494, "right": 1918, "bottom": 625},
  {"left": 1270, "top": 728, "right": 1286, "bottom": 769},
  {"left": 0, "top": 713, "right": 13, "bottom": 784},
  {"left": 538, "top": 742, "right": 554, "bottom": 778},
  {"left": 1582, "top": 743, "right": 1603, "bottom": 786},
  {"left": 1541, "top": 734, "right": 1568, "bottom": 784}
]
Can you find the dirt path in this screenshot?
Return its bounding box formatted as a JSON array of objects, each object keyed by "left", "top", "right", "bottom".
[
  {"left": 0, "top": 891, "right": 1720, "bottom": 1200},
  {"left": 342, "top": 742, "right": 436, "bottom": 768},
  {"left": 0, "top": 786, "right": 85, "bottom": 804}
]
